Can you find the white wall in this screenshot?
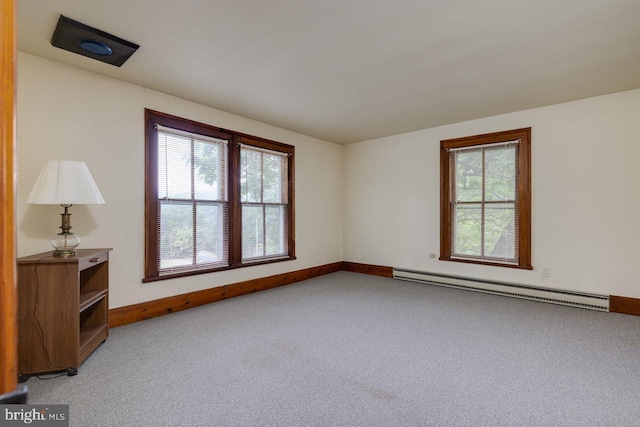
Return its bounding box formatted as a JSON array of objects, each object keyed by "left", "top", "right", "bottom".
[
  {"left": 18, "top": 51, "right": 640, "bottom": 305},
  {"left": 344, "top": 89, "right": 640, "bottom": 298},
  {"left": 17, "top": 53, "right": 343, "bottom": 308}
]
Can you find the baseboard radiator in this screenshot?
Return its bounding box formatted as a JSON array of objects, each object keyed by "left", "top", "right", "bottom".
[{"left": 393, "top": 268, "right": 609, "bottom": 311}]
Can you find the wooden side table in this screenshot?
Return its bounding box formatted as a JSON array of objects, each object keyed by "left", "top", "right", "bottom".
[{"left": 17, "top": 248, "right": 112, "bottom": 380}]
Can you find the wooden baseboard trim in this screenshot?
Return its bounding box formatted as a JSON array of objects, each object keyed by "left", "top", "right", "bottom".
[
  {"left": 342, "top": 261, "right": 394, "bottom": 278},
  {"left": 110, "top": 261, "right": 396, "bottom": 328},
  {"left": 109, "top": 262, "right": 343, "bottom": 328},
  {"left": 610, "top": 295, "right": 640, "bottom": 316}
]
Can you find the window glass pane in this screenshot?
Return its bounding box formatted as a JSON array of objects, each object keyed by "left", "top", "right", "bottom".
[
  {"left": 265, "top": 205, "right": 286, "bottom": 256},
  {"left": 159, "top": 201, "right": 193, "bottom": 269},
  {"left": 194, "top": 140, "right": 224, "bottom": 201},
  {"left": 455, "top": 150, "right": 482, "bottom": 202},
  {"left": 241, "top": 150, "right": 262, "bottom": 203},
  {"left": 159, "top": 132, "right": 192, "bottom": 199},
  {"left": 453, "top": 204, "right": 481, "bottom": 256},
  {"left": 485, "top": 146, "right": 516, "bottom": 202},
  {"left": 484, "top": 203, "right": 516, "bottom": 259},
  {"left": 263, "top": 154, "right": 284, "bottom": 203},
  {"left": 196, "top": 203, "right": 227, "bottom": 265},
  {"left": 242, "top": 205, "right": 264, "bottom": 259}
]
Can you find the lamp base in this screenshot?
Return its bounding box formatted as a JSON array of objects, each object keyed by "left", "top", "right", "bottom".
[
  {"left": 53, "top": 248, "right": 78, "bottom": 257},
  {"left": 51, "top": 209, "right": 81, "bottom": 256}
]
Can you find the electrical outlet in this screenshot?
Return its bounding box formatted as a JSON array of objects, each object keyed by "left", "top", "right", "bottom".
[{"left": 542, "top": 267, "right": 551, "bottom": 278}]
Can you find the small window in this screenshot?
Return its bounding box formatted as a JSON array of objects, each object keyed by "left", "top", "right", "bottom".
[
  {"left": 144, "top": 110, "right": 295, "bottom": 282},
  {"left": 440, "top": 128, "right": 532, "bottom": 269}
]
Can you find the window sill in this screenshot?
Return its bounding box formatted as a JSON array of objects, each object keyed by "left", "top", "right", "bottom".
[
  {"left": 439, "top": 256, "right": 533, "bottom": 270},
  {"left": 142, "top": 256, "right": 297, "bottom": 283}
]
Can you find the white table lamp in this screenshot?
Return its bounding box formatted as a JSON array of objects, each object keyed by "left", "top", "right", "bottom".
[{"left": 27, "top": 160, "right": 105, "bottom": 256}]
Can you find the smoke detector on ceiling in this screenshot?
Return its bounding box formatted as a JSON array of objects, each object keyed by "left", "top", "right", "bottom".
[{"left": 51, "top": 15, "right": 139, "bottom": 67}]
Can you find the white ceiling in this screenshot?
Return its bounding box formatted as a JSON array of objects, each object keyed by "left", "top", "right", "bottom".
[{"left": 17, "top": 0, "right": 640, "bottom": 144}]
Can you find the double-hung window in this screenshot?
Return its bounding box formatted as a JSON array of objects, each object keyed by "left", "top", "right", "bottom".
[
  {"left": 440, "top": 128, "right": 532, "bottom": 269},
  {"left": 156, "top": 125, "right": 229, "bottom": 273},
  {"left": 240, "top": 143, "right": 289, "bottom": 261},
  {"left": 144, "top": 110, "right": 295, "bottom": 281}
]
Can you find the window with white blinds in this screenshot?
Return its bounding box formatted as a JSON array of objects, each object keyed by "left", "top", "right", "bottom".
[
  {"left": 156, "top": 125, "right": 229, "bottom": 274},
  {"left": 440, "top": 128, "right": 532, "bottom": 270},
  {"left": 144, "top": 109, "right": 295, "bottom": 282}
]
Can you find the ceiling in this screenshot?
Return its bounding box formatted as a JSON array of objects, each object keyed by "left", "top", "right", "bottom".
[{"left": 17, "top": 0, "right": 640, "bottom": 144}]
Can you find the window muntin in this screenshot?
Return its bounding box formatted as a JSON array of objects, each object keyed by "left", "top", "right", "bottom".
[
  {"left": 145, "top": 110, "right": 295, "bottom": 282},
  {"left": 440, "top": 128, "right": 531, "bottom": 270}
]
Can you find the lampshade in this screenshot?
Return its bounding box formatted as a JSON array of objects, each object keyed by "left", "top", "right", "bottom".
[{"left": 27, "top": 160, "right": 105, "bottom": 205}]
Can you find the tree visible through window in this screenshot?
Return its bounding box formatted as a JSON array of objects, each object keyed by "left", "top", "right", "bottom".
[
  {"left": 144, "top": 110, "right": 295, "bottom": 282},
  {"left": 440, "top": 128, "right": 531, "bottom": 269}
]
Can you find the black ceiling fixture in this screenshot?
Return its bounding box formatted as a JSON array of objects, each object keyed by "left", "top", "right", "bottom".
[{"left": 51, "top": 15, "right": 139, "bottom": 67}]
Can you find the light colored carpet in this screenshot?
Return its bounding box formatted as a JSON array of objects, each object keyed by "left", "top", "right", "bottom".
[{"left": 25, "top": 271, "right": 640, "bottom": 426}]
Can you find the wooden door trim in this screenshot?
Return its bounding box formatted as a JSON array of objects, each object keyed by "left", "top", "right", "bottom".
[{"left": 0, "top": 0, "right": 25, "bottom": 402}]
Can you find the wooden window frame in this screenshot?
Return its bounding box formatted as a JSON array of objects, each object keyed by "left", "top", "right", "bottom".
[
  {"left": 144, "top": 109, "right": 295, "bottom": 282},
  {"left": 440, "top": 127, "right": 532, "bottom": 270}
]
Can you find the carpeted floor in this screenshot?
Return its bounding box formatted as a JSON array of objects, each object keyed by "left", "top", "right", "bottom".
[{"left": 25, "top": 271, "right": 640, "bottom": 426}]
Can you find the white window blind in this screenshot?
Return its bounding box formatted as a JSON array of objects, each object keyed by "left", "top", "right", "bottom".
[{"left": 156, "top": 125, "right": 229, "bottom": 274}]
